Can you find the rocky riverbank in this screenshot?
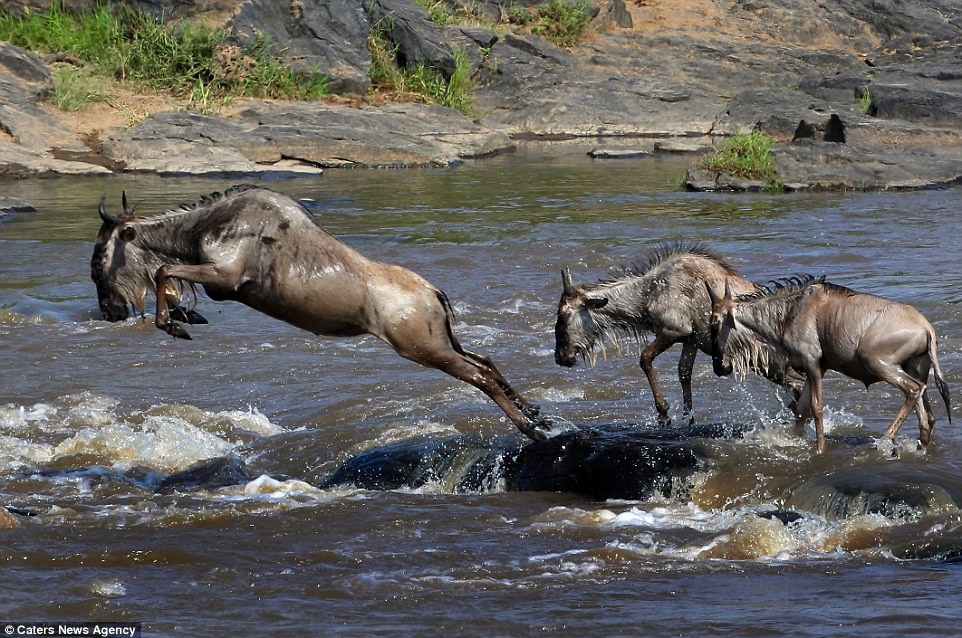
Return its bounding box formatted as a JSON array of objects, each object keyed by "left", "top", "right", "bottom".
[{"left": 0, "top": 0, "right": 960, "bottom": 193}]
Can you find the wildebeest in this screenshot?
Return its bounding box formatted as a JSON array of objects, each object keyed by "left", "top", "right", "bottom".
[
  {"left": 90, "top": 185, "right": 550, "bottom": 441},
  {"left": 554, "top": 243, "right": 802, "bottom": 426},
  {"left": 707, "top": 276, "right": 952, "bottom": 453}
]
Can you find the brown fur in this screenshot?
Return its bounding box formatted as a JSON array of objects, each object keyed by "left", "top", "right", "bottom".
[{"left": 91, "top": 186, "right": 550, "bottom": 441}]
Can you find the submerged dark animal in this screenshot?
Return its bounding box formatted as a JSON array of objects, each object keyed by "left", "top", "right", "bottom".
[
  {"left": 90, "top": 185, "right": 550, "bottom": 441},
  {"left": 555, "top": 243, "right": 802, "bottom": 426},
  {"left": 708, "top": 276, "right": 952, "bottom": 453}
]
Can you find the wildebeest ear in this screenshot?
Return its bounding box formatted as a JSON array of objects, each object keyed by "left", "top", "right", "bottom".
[
  {"left": 585, "top": 297, "right": 608, "bottom": 309},
  {"left": 121, "top": 191, "right": 133, "bottom": 218},
  {"left": 119, "top": 226, "right": 137, "bottom": 242}
]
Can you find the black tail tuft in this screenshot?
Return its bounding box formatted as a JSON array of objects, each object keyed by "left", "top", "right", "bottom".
[{"left": 436, "top": 290, "right": 465, "bottom": 355}]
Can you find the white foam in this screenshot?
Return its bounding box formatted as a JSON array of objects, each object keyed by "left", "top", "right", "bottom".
[{"left": 0, "top": 394, "right": 284, "bottom": 473}]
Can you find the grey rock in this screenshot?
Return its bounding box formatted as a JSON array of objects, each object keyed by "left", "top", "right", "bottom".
[
  {"left": 0, "top": 195, "right": 36, "bottom": 221},
  {"left": 369, "top": 0, "right": 457, "bottom": 76},
  {"left": 101, "top": 102, "right": 514, "bottom": 174},
  {"left": 1, "top": 0, "right": 962, "bottom": 188},
  {"left": 227, "top": 0, "right": 372, "bottom": 95},
  {"left": 774, "top": 137, "right": 962, "bottom": 190}
]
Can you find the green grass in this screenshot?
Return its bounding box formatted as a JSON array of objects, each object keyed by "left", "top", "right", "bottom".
[
  {"left": 696, "top": 131, "right": 783, "bottom": 191},
  {"left": 531, "top": 0, "right": 593, "bottom": 48},
  {"left": 856, "top": 85, "right": 873, "bottom": 115},
  {"left": 368, "top": 28, "right": 475, "bottom": 115},
  {"left": 0, "top": 2, "right": 327, "bottom": 111},
  {"left": 50, "top": 64, "right": 108, "bottom": 111}
]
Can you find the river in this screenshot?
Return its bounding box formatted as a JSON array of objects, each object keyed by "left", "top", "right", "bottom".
[{"left": 1, "top": 143, "right": 961, "bottom": 636}]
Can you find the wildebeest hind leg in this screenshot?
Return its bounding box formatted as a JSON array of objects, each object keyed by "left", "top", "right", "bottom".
[
  {"left": 876, "top": 363, "right": 926, "bottom": 442},
  {"left": 461, "top": 349, "right": 542, "bottom": 420},
  {"left": 917, "top": 391, "right": 935, "bottom": 448}
]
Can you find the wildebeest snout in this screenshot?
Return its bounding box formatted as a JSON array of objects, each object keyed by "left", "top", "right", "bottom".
[
  {"left": 711, "top": 350, "right": 733, "bottom": 377},
  {"left": 555, "top": 348, "right": 577, "bottom": 367},
  {"left": 98, "top": 296, "right": 130, "bottom": 322}
]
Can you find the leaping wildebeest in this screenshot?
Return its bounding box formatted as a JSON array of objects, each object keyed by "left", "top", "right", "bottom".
[
  {"left": 554, "top": 243, "right": 802, "bottom": 426},
  {"left": 707, "top": 276, "right": 952, "bottom": 453},
  {"left": 90, "top": 184, "right": 550, "bottom": 441}
]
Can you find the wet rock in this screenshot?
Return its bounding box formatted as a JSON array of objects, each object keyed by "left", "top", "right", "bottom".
[
  {"left": 774, "top": 137, "right": 962, "bottom": 190},
  {"left": 0, "top": 196, "right": 35, "bottom": 217},
  {"left": 758, "top": 510, "right": 805, "bottom": 525},
  {"left": 319, "top": 423, "right": 747, "bottom": 500},
  {"left": 156, "top": 455, "right": 252, "bottom": 493},
  {"left": 785, "top": 466, "right": 960, "bottom": 522},
  {"left": 506, "top": 428, "right": 703, "bottom": 501},
  {"left": 587, "top": 148, "right": 650, "bottom": 159},
  {"left": 318, "top": 434, "right": 506, "bottom": 492}
]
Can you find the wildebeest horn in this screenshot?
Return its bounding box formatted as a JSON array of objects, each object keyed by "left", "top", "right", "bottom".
[
  {"left": 98, "top": 193, "right": 119, "bottom": 225},
  {"left": 724, "top": 279, "right": 732, "bottom": 300},
  {"left": 561, "top": 268, "right": 574, "bottom": 297},
  {"left": 705, "top": 281, "right": 719, "bottom": 305}
]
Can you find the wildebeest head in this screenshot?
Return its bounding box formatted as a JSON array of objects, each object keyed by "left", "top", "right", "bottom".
[
  {"left": 90, "top": 192, "right": 152, "bottom": 322},
  {"left": 555, "top": 268, "right": 609, "bottom": 367},
  {"left": 706, "top": 281, "right": 736, "bottom": 377}
]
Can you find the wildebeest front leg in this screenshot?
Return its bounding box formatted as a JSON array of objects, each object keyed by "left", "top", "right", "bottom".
[
  {"left": 678, "top": 341, "right": 698, "bottom": 425},
  {"left": 639, "top": 332, "right": 680, "bottom": 427},
  {"left": 154, "top": 262, "right": 243, "bottom": 339}
]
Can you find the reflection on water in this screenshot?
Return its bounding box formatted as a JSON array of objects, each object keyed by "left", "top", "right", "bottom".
[{"left": 1, "top": 143, "right": 962, "bottom": 635}]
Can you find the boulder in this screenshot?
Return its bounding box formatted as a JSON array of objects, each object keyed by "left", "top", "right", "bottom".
[
  {"left": 226, "top": 0, "right": 373, "bottom": 95},
  {"left": 101, "top": 102, "right": 514, "bottom": 174}
]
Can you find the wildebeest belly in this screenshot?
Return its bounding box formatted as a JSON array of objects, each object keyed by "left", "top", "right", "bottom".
[{"left": 205, "top": 269, "right": 374, "bottom": 338}]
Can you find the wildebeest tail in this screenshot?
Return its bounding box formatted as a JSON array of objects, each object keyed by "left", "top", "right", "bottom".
[
  {"left": 436, "top": 290, "right": 466, "bottom": 355},
  {"left": 929, "top": 329, "right": 951, "bottom": 423}
]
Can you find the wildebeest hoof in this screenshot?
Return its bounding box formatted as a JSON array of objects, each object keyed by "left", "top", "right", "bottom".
[
  {"left": 170, "top": 305, "right": 209, "bottom": 325},
  {"left": 164, "top": 322, "right": 193, "bottom": 340}
]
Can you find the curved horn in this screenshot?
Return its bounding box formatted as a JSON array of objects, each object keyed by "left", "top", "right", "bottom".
[
  {"left": 705, "top": 281, "right": 719, "bottom": 306},
  {"left": 724, "top": 279, "right": 732, "bottom": 300},
  {"left": 561, "top": 268, "right": 574, "bottom": 297},
  {"left": 98, "top": 193, "right": 118, "bottom": 225}
]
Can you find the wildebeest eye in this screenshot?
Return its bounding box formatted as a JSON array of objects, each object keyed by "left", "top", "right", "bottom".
[{"left": 119, "top": 226, "right": 137, "bottom": 242}]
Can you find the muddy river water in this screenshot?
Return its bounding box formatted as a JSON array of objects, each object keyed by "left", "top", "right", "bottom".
[{"left": 1, "top": 144, "right": 961, "bottom": 635}]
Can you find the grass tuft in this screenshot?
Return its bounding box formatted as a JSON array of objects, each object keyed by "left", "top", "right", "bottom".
[
  {"left": 368, "top": 27, "right": 475, "bottom": 115},
  {"left": 697, "top": 131, "right": 783, "bottom": 191},
  {"left": 531, "top": 0, "right": 593, "bottom": 48}
]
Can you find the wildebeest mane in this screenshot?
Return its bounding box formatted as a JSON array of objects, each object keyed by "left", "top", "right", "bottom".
[
  {"left": 734, "top": 275, "right": 827, "bottom": 302},
  {"left": 164, "top": 183, "right": 261, "bottom": 219},
  {"left": 589, "top": 241, "right": 740, "bottom": 289}
]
